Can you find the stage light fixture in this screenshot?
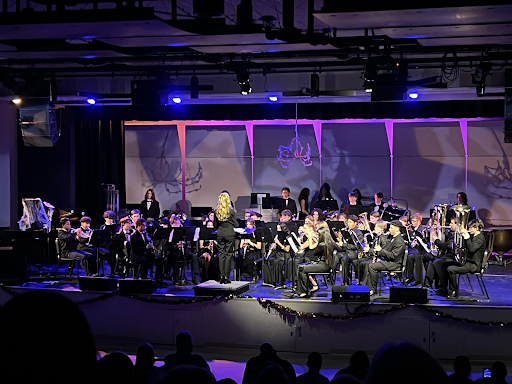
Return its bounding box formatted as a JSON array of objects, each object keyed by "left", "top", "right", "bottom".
[
  {"left": 86, "top": 98, "right": 96, "bottom": 105},
  {"left": 11, "top": 98, "right": 21, "bottom": 105},
  {"left": 269, "top": 95, "right": 278, "bottom": 102},
  {"left": 172, "top": 97, "right": 182, "bottom": 104},
  {"left": 407, "top": 90, "right": 419, "bottom": 99},
  {"left": 237, "top": 70, "right": 252, "bottom": 95}
]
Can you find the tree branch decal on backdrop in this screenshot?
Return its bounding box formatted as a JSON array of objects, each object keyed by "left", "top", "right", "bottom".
[
  {"left": 142, "top": 131, "right": 203, "bottom": 195},
  {"left": 485, "top": 131, "right": 512, "bottom": 199}
]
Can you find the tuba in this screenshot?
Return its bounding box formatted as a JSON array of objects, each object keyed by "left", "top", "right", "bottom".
[{"left": 452, "top": 204, "right": 472, "bottom": 263}]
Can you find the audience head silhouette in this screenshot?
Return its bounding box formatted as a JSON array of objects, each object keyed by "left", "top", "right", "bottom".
[
  {"left": 0, "top": 291, "right": 97, "bottom": 384},
  {"left": 453, "top": 355, "right": 471, "bottom": 377},
  {"left": 307, "top": 351, "right": 323, "bottom": 373},
  {"left": 136, "top": 342, "right": 155, "bottom": 371},
  {"left": 492, "top": 361, "right": 508, "bottom": 380},
  {"left": 255, "top": 363, "right": 290, "bottom": 384},
  {"left": 96, "top": 351, "right": 134, "bottom": 384},
  {"left": 176, "top": 331, "right": 194, "bottom": 354},
  {"left": 366, "top": 342, "right": 449, "bottom": 384}
]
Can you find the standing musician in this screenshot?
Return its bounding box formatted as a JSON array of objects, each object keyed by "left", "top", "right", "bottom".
[
  {"left": 367, "top": 220, "right": 406, "bottom": 295},
  {"left": 130, "top": 218, "right": 165, "bottom": 286},
  {"left": 262, "top": 222, "right": 291, "bottom": 288},
  {"left": 337, "top": 215, "right": 365, "bottom": 285},
  {"left": 405, "top": 213, "right": 432, "bottom": 287},
  {"left": 214, "top": 192, "right": 239, "bottom": 284},
  {"left": 239, "top": 218, "right": 262, "bottom": 283},
  {"left": 435, "top": 219, "right": 486, "bottom": 298},
  {"left": 76, "top": 216, "right": 111, "bottom": 273},
  {"left": 297, "top": 188, "right": 310, "bottom": 220},
  {"left": 57, "top": 218, "right": 96, "bottom": 276},
  {"left": 423, "top": 217, "right": 459, "bottom": 290},
  {"left": 295, "top": 223, "right": 335, "bottom": 298},
  {"left": 276, "top": 187, "right": 298, "bottom": 220},
  {"left": 140, "top": 189, "right": 160, "bottom": 223}
]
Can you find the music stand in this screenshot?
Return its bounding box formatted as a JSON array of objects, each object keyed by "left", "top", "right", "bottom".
[
  {"left": 88, "top": 229, "right": 108, "bottom": 276},
  {"left": 314, "top": 200, "right": 339, "bottom": 212},
  {"left": 191, "top": 207, "right": 212, "bottom": 218},
  {"left": 348, "top": 205, "right": 372, "bottom": 216}
]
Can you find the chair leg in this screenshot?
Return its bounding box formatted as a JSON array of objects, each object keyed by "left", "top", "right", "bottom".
[
  {"left": 478, "top": 275, "right": 490, "bottom": 300},
  {"left": 54, "top": 259, "right": 61, "bottom": 278}
]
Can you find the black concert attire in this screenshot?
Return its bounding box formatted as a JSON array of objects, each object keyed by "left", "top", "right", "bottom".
[
  {"left": 263, "top": 232, "right": 290, "bottom": 286},
  {"left": 240, "top": 233, "right": 262, "bottom": 281},
  {"left": 167, "top": 229, "right": 199, "bottom": 285},
  {"left": 298, "top": 198, "right": 309, "bottom": 220},
  {"left": 57, "top": 229, "right": 96, "bottom": 275},
  {"left": 111, "top": 228, "right": 135, "bottom": 274},
  {"left": 130, "top": 230, "right": 164, "bottom": 280},
  {"left": 339, "top": 228, "right": 364, "bottom": 285},
  {"left": 198, "top": 239, "right": 219, "bottom": 282},
  {"left": 342, "top": 202, "right": 362, "bottom": 216},
  {"left": 76, "top": 227, "right": 110, "bottom": 273},
  {"left": 140, "top": 199, "right": 160, "bottom": 222},
  {"left": 369, "top": 201, "right": 385, "bottom": 213},
  {"left": 357, "top": 232, "right": 389, "bottom": 284},
  {"left": 405, "top": 225, "right": 432, "bottom": 285},
  {"left": 280, "top": 198, "right": 297, "bottom": 216},
  {"left": 367, "top": 233, "right": 406, "bottom": 292},
  {"left": 296, "top": 243, "right": 329, "bottom": 295},
  {"left": 435, "top": 232, "right": 485, "bottom": 295},
  {"left": 424, "top": 233, "right": 455, "bottom": 288},
  {"left": 214, "top": 208, "right": 238, "bottom": 280}
]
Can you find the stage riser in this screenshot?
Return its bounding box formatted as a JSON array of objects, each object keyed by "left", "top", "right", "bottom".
[{"left": 2, "top": 290, "right": 512, "bottom": 360}]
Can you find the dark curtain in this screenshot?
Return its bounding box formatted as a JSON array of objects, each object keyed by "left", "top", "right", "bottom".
[{"left": 75, "top": 119, "right": 125, "bottom": 226}]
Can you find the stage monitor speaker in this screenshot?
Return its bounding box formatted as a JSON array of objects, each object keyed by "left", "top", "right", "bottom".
[
  {"left": 390, "top": 287, "right": 428, "bottom": 304},
  {"left": 79, "top": 276, "right": 117, "bottom": 292},
  {"left": 19, "top": 99, "right": 59, "bottom": 147},
  {"left": 332, "top": 285, "right": 370, "bottom": 302},
  {"left": 0, "top": 246, "right": 27, "bottom": 285},
  {"left": 118, "top": 278, "right": 157, "bottom": 295}
]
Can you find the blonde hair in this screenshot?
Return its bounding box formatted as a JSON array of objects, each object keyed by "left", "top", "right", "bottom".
[
  {"left": 216, "top": 193, "right": 231, "bottom": 221},
  {"left": 315, "top": 221, "right": 329, "bottom": 231}
]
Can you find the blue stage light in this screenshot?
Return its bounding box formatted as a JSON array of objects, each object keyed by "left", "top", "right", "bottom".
[
  {"left": 86, "top": 98, "right": 96, "bottom": 105},
  {"left": 408, "top": 90, "right": 419, "bottom": 99},
  {"left": 269, "top": 95, "right": 278, "bottom": 102},
  {"left": 172, "top": 97, "right": 182, "bottom": 104}
]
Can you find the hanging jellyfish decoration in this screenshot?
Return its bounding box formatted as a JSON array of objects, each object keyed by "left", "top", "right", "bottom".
[
  {"left": 277, "top": 125, "right": 313, "bottom": 169},
  {"left": 141, "top": 131, "right": 203, "bottom": 194}
]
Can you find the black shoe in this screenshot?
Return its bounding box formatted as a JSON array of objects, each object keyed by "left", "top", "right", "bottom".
[
  {"left": 404, "top": 278, "right": 413, "bottom": 284},
  {"left": 447, "top": 291, "right": 459, "bottom": 299},
  {"left": 219, "top": 277, "right": 225, "bottom": 284},
  {"left": 192, "top": 280, "right": 199, "bottom": 285},
  {"left": 225, "top": 278, "right": 231, "bottom": 284},
  {"left": 423, "top": 282, "right": 433, "bottom": 289},
  {"left": 408, "top": 281, "right": 420, "bottom": 287}
]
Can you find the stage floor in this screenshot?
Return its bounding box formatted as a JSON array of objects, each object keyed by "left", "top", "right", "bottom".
[{"left": 11, "top": 262, "right": 512, "bottom": 308}]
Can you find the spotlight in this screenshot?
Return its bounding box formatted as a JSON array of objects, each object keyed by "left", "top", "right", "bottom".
[
  {"left": 11, "top": 98, "right": 21, "bottom": 105},
  {"left": 269, "top": 95, "right": 278, "bottom": 102},
  {"left": 407, "top": 90, "right": 419, "bottom": 99},
  {"left": 237, "top": 70, "right": 252, "bottom": 95},
  {"left": 364, "top": 88, "right": 373, "bottom": 93},
  {"left": 86, "top": 98, "right": 96, "bottom": 105},
  {"left": 172, "top": 97, "right": 182, "bottom": 104}
]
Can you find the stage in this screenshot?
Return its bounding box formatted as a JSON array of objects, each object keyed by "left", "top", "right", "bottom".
[{"left": 2, "top": 261, "right": 512, "bottom": 360}]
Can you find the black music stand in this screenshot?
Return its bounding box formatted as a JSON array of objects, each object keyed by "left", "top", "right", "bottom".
[
  {"left": 314, "top": 200, "right": 339, "bottom": 212},
  {"left": 328, "top": 221, "right": 346, "bottom": 240},
  {"left": 191, "top": 206, "right": 213, "bottom": 217},
  {"left": 347, "top": 205, "right": 372, "bottom": 216},
  {"left": 88, "top": 230, "right": 109, "bottom": 276}
]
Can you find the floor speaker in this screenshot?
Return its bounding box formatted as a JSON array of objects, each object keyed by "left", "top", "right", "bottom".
[
  {"left": 79, "top": 276, "right": 117, "bottom": 291},
  {"left": 118, "top": 278, "right": 157, "bottom": 294},
  {"left": 332, "top": 285, "right": 370, "bottom": 302},
  {"left": 390, "top": 287, "right": 428, "bottom": 304}
]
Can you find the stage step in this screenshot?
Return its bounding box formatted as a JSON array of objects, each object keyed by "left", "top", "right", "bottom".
[{"left": 193, "top": 280, "right": 250, "bottom": 297}]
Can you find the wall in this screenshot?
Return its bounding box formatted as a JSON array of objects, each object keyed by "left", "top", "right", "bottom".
[
  {"left": 125, "top": 118, "right": 510, "bottom": 224},
  {"left": 0, "top": 101, "right": 18, "bottom": 228}
]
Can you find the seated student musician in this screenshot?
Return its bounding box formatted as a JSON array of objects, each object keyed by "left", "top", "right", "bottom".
[
  {"left": 337, "top": 215, "right": 364, "bottom": 285},
  {"left": 130, "top": 209, "right": 141, "bottom": 229},
  {"left": 423, "top": 217, "right": 458, "bottom": 290},
  {"left": 198, "top": 220, "right": 218, "bottom": 282},
  {"left": 130, "top": 218, "right": 165, "bottom": 286},
  {"left": 435, "top": 219, "right": 486, "bottom": 298},
  {"left": 168, "top": 216, "right": 199, "bottom": 286},
  {"left": 311, "top": 208, "right": 324, "bottom": 224},
  {"left": 367, "top": 220, "right": 406, "bottom": 296},
  {"left": 343, "top": 192, "right": 362, "bottom": 215},
  {"left": 368, "top": 212, "right": 381, "bottom": 231},
  {"left": 405, "top": 213, "right": 432, "bottom": 287},
  {"left": 76, "top": 216, "right": 112, "bottom": 274},
  {"left": 110, "top": 217, "right": 134, "bottom": 276},
  {"left": 295, "top": 223, "right": 335, "bottom": 298},
  {"left": 239, "top": 218, "right": 262, "bottom": 283},
  {"left": 359, "top": 221, "right": 390, "bottom": 284},
  {"left": 57, "top": 218, "right": 96, "bottom": 276},
  {"left": 262, "top": 222, "right": 291, "bottom": 288}
]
